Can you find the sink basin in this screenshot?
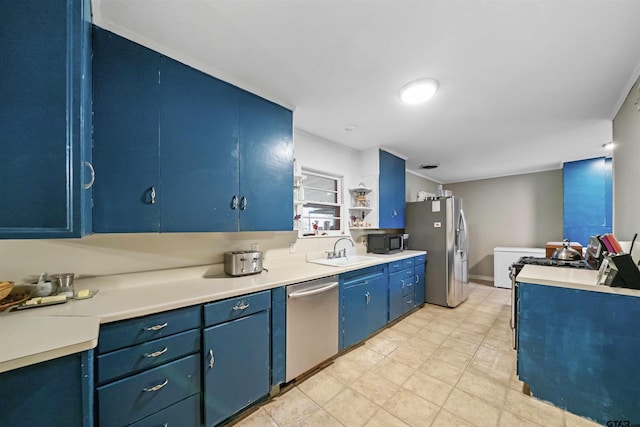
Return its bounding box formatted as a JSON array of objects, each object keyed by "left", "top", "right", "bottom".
[{"left": 307, "top": 255, "right": 379, "bottom": 267}]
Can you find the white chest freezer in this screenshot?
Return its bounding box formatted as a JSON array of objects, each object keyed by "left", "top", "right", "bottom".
[{"left": 493, "top": 247, "right": 545, "bottom": 288}]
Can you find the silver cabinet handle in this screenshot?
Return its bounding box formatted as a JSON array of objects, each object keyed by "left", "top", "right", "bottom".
[
  {"left": 142, "top": 379, "right": 168, "bottom": 392},
  {"left": 232, "top": 301, "right": 249, "bottom": 311},
  {"left": 415, "top": 274, "right": 419, "bottom": 284},
  {"left": 400, "top": 279, "right": 405, "bottom": 288},
  {"left": 240, "top": 196, "right": 247, "bottom": 210},
  {"left": 150, "top": 186, "right": 156, "bottom": 204},
  {"left": 83, "top": 161, "right": 95, "bottom": 190},
  {"left": 143, "top": 322, "right": 167, "bottom": 331},
  {"left": 365, "top": 292, "right": 371, "bottom": 304},
  {"left": 231, "top": 195, "right": 238, "bottom": 210},
  {"left": 143, "top": 347, "right": 168, "bottom": 358},
  {"left": 392, "top": 210, "right": 397, "bottom": 217},
  {"left": 208, "top": 349, "right": 215, "bottom": 369}
]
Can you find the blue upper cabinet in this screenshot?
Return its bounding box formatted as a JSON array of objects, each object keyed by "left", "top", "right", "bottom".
[
  {"left": 0, "top": 0, "right": 92, "bottom": 238},
  {"left": 92, "top": 27, "right": 161, "bottom": 232},
  {"left": 379, "top": 150, "right": 406, "bottom": 229},
  {"left": 160, "top": 56, "right": 240, "bottom": 232},
  {"left": 239, "top": 93, "right": 294, "bottom": 231},
  {"left": 92, "top": 27, "right": 293, "bottom": 233}
]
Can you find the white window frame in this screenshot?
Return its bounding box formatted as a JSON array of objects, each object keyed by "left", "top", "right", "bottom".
[{"left": 296, "top": 169, "right": 344, "bottom": 237}]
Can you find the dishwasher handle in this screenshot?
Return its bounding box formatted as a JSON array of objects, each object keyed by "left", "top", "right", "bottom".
[{"left": 288, "top": 281, "right": 339, "bottom": 299}]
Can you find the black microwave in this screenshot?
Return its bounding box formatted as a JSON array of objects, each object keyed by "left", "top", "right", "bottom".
[{"left": 367, "top": 234, "right": 403, "bottom": 254}]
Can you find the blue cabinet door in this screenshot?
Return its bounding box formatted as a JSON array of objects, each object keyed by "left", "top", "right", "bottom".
[
  {"left": 92, "top": 27, "right": 161, "bottom": 232},
  {"left": 239, "top": 92, "right": 293, "bottom": 231},
  {"left": 366, "top": 275, "right": 388, "bottom": 333},
  {"left": 388, "top": 273, "right": 405, "bottom": 322},
  {"left": 379, "top": 150, "right": 406, "bottom": 229},
  {"left": 0, "top": 0, "right": 92, "bottom": 238},
  {"left": 415, "top": 261, "right": 426, "bottom": 305},
  {"left": 0, "top": 352, "right": 93, "bottom": 427},
  {"left": 160, "top": 57, "right": 240, "bottom": 232},
  {"left": 203, "top": 311, "right": 270, "bottom": 426},
  {"left": 342, "top": 284, "right": 369, "bottom": 349}
]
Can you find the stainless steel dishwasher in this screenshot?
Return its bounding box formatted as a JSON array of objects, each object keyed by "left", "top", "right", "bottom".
[{"left": 286, "top": 275, "right": 339, "bottom": 382}]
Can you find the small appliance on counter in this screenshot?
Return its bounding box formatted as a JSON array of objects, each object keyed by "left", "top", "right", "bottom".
[
  {"left": 367, "top": 233, "right": 403, "bottom": 254},
  {"left": 224, "top": 251, "right": 264, "bottom": 276}
]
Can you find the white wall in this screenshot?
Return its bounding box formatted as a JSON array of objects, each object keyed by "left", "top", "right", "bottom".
[
  {"left": 445, "top": 170, "right": 564, "bottom": 280},
  {"left": 613, "top": 74, "right": 640, "bottom": 240},
  {"left": 406, "top": 170, "right": 439, "bottom": 202}
]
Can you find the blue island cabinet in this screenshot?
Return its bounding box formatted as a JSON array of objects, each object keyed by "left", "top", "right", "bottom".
[
  {"left": 340, "top": 265, "right": 389, "bottom": 350},
  {"left": 203, "top": 291, "right": 271, "bottom": 426},
  {"left": 0, "top": 352, "right": 93, "bottom": 427},
  {"left": 0, "top": 0, "right": 92, "bottom": 238},
  {"left": 517, "top": 282, "right": 640, "bottom": 425},
  {"left": 378, "top": 150, "right": 406, "bottom": 229},
  {"left": 92, "top": 27, "right": 293, "bottom": 233}
]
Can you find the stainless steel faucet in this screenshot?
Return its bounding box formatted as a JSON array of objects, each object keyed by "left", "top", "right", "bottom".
[{"left": 328, "top": 237, "right": 354, "bottom": 259}]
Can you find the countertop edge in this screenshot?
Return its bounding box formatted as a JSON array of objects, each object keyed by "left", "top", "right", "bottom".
[{"left": 0, "top": 251, "right": 426, "bottom": 371}]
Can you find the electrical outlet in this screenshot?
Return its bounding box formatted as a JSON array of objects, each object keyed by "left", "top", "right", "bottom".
[
  {"left": 251, "top": 243, "right": 259, "bottom": 252},
  {"left": 289, "top": 242, "right": 296, "bottom": 253}
]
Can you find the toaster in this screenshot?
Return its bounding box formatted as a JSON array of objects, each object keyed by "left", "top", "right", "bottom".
[{"left": 224, "top": 251, "right": 264, "bottom": 276}]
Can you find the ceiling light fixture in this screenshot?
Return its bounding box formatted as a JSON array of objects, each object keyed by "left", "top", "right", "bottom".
[
  {"left": 399, "top": 78, "right": 439, "bottom": 105},
  {"left": 602, "top": 142, "right": 614, "bottom": 150},
  {"left": 344, "top": 124, "right": 358, "bottom": 132}
]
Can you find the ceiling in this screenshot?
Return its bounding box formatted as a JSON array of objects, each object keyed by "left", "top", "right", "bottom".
[{"left": 92, "top": 0, "right": 640, "bottom": 183}]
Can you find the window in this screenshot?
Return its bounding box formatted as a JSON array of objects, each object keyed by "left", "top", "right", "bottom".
[{"left": 296, "top": 170, "right": 342, "bottom": 234}]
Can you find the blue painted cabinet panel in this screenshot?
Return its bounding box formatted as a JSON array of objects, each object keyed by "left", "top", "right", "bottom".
[
  {"left": 203, "top": 310, "right": 270, "bottom": 426},
  {"left": 92, "top": 26, "right": 161, "bottom": 232},
  {"left": 0, "top": 0, "right": 92, "bottom": 238},
  {"left": 379, "top": 150, "right": 406, "bottom": 229},
  {"left": 563, "top": 157, "right": 612, "bottom": 245},
  {"left": 388, "top": 270, "right": 407, "bottom": 322},
  {"left": 0, "top": 352, "right": 92, "bottom": 426},
  {"left": 239, "top": 92, "right": 294, "bottom": 231},
  {"left": 159, "top": 56, "right": 240, "bottom": 232},
  {"left": 271, "top": 286, "right": 287, "bottom": 386},
  {"left": 341, "top": 265, "right": 389, "bottom": 349},
  {"left": 414, "top": 260, "right": 426, "bottom": 305},
  {"left": 517, "top": 283, "right": 640, "bottom": 425}
]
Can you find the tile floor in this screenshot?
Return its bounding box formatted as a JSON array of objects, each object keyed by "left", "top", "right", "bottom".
[{"left": 233, "top": 283, "right": 602, "bottom": 427}]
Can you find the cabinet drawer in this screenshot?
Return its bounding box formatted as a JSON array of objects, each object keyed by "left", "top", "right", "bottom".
[
  {"left": 204, "top": 290, "right": 270, "bottom": 327},
  {"left": 403, "top": 294, "right": 415, "bottom": 313},
  {"left": 98, "top": 329, "right": 200, "bottom": 384},
  {"left": 341, "top": 265, "right": 387, "bottom": 288},
  {"left": 390, "top": 267, "right": 414, "bottom": 280},
  {"left": 97, "top": 354, "right": 200, "bottom": 427},
  {"left": 99, "top": 306, "right": 201, "bottom": 354},
  {"left": 128, "top": 394, "right": 201, "bottom": 427},
  {"left": 402, "top": 278, "right": 414, "bottom": 297},
  {"left": 388, "top": 258, "right": 414, "bottom": 273},
  {"left": 414, "top": 254, "right": 426, "bottom": 265}
]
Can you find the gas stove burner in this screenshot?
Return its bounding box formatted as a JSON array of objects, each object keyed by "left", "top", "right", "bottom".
[{"left": 514, "top": 256, "right": 592, "bottom": 269}]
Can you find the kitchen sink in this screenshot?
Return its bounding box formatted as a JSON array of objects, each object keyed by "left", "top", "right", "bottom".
[{"left": 306, "top": 255, "right": 379, "bottom": 267}]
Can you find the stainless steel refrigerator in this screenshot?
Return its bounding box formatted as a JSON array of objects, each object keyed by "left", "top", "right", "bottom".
[{"left": 406, "top": 196, "right": 469, "bottom": 307}]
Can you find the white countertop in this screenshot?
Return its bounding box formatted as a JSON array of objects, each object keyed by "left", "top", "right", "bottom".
[
  {"left": 517, "top": 264, "right": 640, "bottom": 297},
  {"left": 0, "top": 251, "right": 424, "bottom": 373}
]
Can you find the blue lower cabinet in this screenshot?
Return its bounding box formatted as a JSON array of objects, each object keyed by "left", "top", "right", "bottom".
[
  {"left": 340, "top": 265, "right": 388, "bottom": 349},
  {"left": 0, "top": 351, "right": 93, "bottom": 427},
  {"left": 97, "top": 354, "right": 201, "bottom": 427},
  {"left": 414, "top": 260, "right": 426, "bottom": 306},
  {"left": 128, "top": 394, "right": 201, "bottom": 427},
  {"left": 203, "top": 310, "right": 270, "bottom": 426},
  {"left": 388, "top": 272, "right": 406, "bottom": 322}
]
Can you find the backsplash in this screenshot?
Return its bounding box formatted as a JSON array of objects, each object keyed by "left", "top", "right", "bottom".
[{"left": 0, "top": 231, "right": 371, "bottom": 284}]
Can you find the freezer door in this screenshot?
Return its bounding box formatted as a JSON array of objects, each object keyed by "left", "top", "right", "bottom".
[{"left": 450, "top": 198, "right": 469, "bottom": 307}]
